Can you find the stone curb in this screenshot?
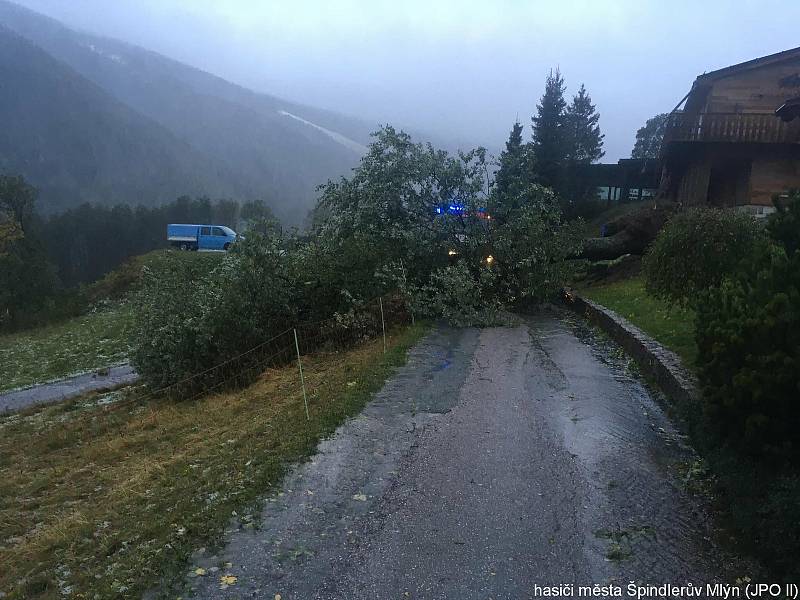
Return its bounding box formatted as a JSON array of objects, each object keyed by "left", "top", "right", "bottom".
[{"left": 563, "top": 293, "right": 699, "bottom": 406}]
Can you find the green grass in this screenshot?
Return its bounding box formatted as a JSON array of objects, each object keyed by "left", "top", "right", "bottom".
[
  {"left": 0, "top": 305, "right": 134, "bottom": 392},
  {"left": 85, "top": 249, "right": 222, "bottom": 304},
  {"left": 0, "top": 250, "right": 221, "bottom": 393},
  {"left": 580, "top": 276, "right": 697, "bottom": 368},
  {"left": 0, "top": 323, "right": 427, "bottom": 599}
]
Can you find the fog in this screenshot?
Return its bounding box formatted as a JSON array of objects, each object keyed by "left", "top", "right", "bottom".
[{"left": 16, "top": 0, "right": 800, "bottom": 160}]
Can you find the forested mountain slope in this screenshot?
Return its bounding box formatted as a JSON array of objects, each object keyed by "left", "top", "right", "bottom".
[
  {"left": 0, "top": 0, "right": 374, "bottom": 223},
  {"left": 0, "top": 26, "right": 242, "bottom": 213}
]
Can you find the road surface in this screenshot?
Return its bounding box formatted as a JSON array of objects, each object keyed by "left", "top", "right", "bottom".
[
  {"left": 0, "top": 363, "right": 138, "bottom": 414},
  {"left": 185, "top": 311, "right": 729, "bottom": 599}
]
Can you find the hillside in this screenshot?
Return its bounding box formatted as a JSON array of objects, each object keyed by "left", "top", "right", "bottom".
[
  {"left": 0, "top": 0, "right": 374, "bottom": 223},
  {"left": 0, "top": 26, "right": 244, "bottom": 212}
]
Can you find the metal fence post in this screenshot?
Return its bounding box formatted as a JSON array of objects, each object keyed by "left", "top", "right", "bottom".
[
  {"left": 379, "top": 297, "right": 387, "bottom": 354},
  {"left": 293, "top": 328, "right": 310, "bottom": 420}
]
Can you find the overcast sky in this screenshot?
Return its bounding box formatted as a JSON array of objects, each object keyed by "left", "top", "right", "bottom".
[{"left": 15, "top": 0, "right": 800, "bottom": 160}]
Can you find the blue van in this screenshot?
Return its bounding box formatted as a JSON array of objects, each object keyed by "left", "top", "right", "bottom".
[{"left": 167, "top": 224, "right": 238, "bottom": 251}]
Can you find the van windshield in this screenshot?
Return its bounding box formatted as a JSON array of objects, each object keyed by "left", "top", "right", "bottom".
[{"left": 221, "top": 226, "right": 236, "bottom": 237}]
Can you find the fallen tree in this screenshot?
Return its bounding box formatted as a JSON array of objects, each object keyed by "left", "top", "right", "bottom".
[{"left": 580, "top": 203, "right": 675, "bottom": 261}]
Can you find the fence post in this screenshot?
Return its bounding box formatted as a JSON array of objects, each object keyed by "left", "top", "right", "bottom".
[
  {"left": 379, "top": 297, "right": 387, "bottom": 354},
  {"left": 293, "top": 328, "right": 310, "bottom": 421}
]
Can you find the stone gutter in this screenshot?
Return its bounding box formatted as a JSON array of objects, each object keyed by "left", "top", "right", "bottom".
[{"left": 563, "top": 292, "right": 699, "bottom": 406}]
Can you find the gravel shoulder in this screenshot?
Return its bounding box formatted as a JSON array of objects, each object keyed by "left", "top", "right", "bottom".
[{"left": 184, "top": 312, "right": 728, "bottom": 599}]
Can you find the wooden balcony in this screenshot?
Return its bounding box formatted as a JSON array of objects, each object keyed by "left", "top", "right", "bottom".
[{"left": 663, "top": 111, "right": 800, "bottom": 144}]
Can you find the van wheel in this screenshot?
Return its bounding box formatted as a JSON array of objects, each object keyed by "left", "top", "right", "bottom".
[
  {"left": 223, "top": 242, "right": 231, "bottom": 251},
  {"left": 179, "top": 242, "right": 189, "bottom": 251}
]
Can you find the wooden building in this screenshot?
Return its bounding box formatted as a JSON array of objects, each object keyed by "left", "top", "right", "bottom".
[
  {"left": 661, "top": 46, "right": 800, "bottom": 215},
  {"left": 586, "top": 158, "right": 661, "bottom": 206}
]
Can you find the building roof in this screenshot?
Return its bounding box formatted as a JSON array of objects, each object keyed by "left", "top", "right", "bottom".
[{"left": 695, "top": 46, "right": 800, "bottom": 83}]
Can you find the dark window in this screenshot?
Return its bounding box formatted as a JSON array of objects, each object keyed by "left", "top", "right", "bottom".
[
  {"left": 200, "top": 227, "right": 212, "bottom": 236},
  {"left": 213, "top": 227, "right": 226, "bottom": 236}
]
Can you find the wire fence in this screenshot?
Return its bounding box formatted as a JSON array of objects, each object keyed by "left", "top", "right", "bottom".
[{"left": 92, "top": 295, "right": 415, "bottom": 420}]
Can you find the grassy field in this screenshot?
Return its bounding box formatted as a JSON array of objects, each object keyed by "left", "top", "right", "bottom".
[
  {"left": 0, "top": 249, "right": 222, "bottom": 393},
  {"left": 580, "top": 276, "right": 697, "bottom": 368},
  {"left": 85, "top": 249, "right": 222, "bottom": 304},
  {"left": 0, "top": 323, "right": 427, "bottom": 599},
  {"left": 0, "top": 305, "right": 135, "bottom": 392}
]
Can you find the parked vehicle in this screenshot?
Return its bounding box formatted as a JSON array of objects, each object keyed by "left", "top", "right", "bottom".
[{"left": 167, "top": 224, "right": 238, "bottom": 251}]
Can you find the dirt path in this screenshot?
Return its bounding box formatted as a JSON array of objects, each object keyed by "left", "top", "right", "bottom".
[
  {"left": 185, "top": 313, "right": 726, "bottom": 599},
  {"left": 0, "top": 363, "right": 138, "bottom": 413}
]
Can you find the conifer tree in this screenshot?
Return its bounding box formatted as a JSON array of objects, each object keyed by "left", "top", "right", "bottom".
[
  {"left": 531, "top": 69, "right": 568, "bottom": 192},
  {"left": 495, "top": 122, "right": 529, "bottom": 198},
  {"left": 565, "top": 84, "right": 604, "bottom": 164},
  {"left": 561, "top": 84, "right": 605, "bottom": 213}
]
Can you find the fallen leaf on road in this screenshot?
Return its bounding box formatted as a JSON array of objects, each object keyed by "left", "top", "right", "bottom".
[
  {"left": 220, "top": 574, "right": 237, "bottom": 585},
  {"left": 352, "top": 494, "right": 367, "bottom": 501},
  {"left": 194, "top": 567, "right": 206, "bottom": 576}
]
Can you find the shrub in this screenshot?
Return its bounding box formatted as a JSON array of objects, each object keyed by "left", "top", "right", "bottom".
[
  {"left": 642, "top": 207, "right": 765, "bottom": 305},
  {"left": 767, "top": 189, "right": 800, "bottom": 255},
  {"left": 695, "top": 245, "right": 800, "bottom": 458},
  {"left": 131, "top": 229, "right": 298, "bottom": 390}
]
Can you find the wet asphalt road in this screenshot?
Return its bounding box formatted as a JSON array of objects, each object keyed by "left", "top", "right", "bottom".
[
  {"left": 0, "top": 363, "right": 138, "bottom": 414},
  {"left": 186, "top": 312, "right": 724, "bottom": 599}
]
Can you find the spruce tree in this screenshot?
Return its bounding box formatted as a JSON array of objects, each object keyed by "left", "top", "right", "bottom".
[
  {"left": 494, "top": 121, "right": 528, "bottom": 201},
  {"left": 562, "top": 84, "right": 605, "bottom": 213},
  {"left": 565, "top": 84, "right": 604, "bottom": 164},
  {"left": 531, "top": 69, "right": 568, "bottom": 192}
]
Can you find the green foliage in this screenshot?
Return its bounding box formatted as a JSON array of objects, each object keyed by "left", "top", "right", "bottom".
[
  {"left": 695, "top": 246, "right": 800, "bottom": 458},
  {"left": 409, "top": 262, "right": 503, "bottom": 327},
  {"left": 0, "top": 174, "right": 36, "bottom": 229},
  {"left": 131, "top": 229, "right": 296, "bottom": 389},
  {"left": 531, "top": 69, "right": 568, "bottom": 191},
  {"left": 0, "top": 220, "right": 23, "bottom": 257},
  {"left": 565, "top": 84, "right": 605, "bottom": 164},
  {"left": 319, "top": 127, "right": 582, "bottom": 316},
  {"left": 631, "top": 113, "right": 668, "bottom": 159},
  {"left": 316, "top": 126, "right": 491, "bottom": 297},
  {"left": 693, "top": 243, "right": 800, "bottom": 575},
  {"left": 491, "top": 185, "right": 585, "bottom": 304},
  {"left": 562, "top": 85, "right": 605, "bottom": 213},
  {"left": 527, "top": 71, "right": 605, "bottom": 216},
  {"left": 132, "top": 127, "right": 585, "bottom": 389},
  {"left": 0, "top": 175, "right": 60, "bottom": 332},
  {"left": 494, "top": 122, "right": 534, "bottom": 203},
  {"left": 642, "top": 208, "right": 766, "bottom": 305},
  {"left": 767, "top": 189, "right": 800, "bottom": 255}
]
